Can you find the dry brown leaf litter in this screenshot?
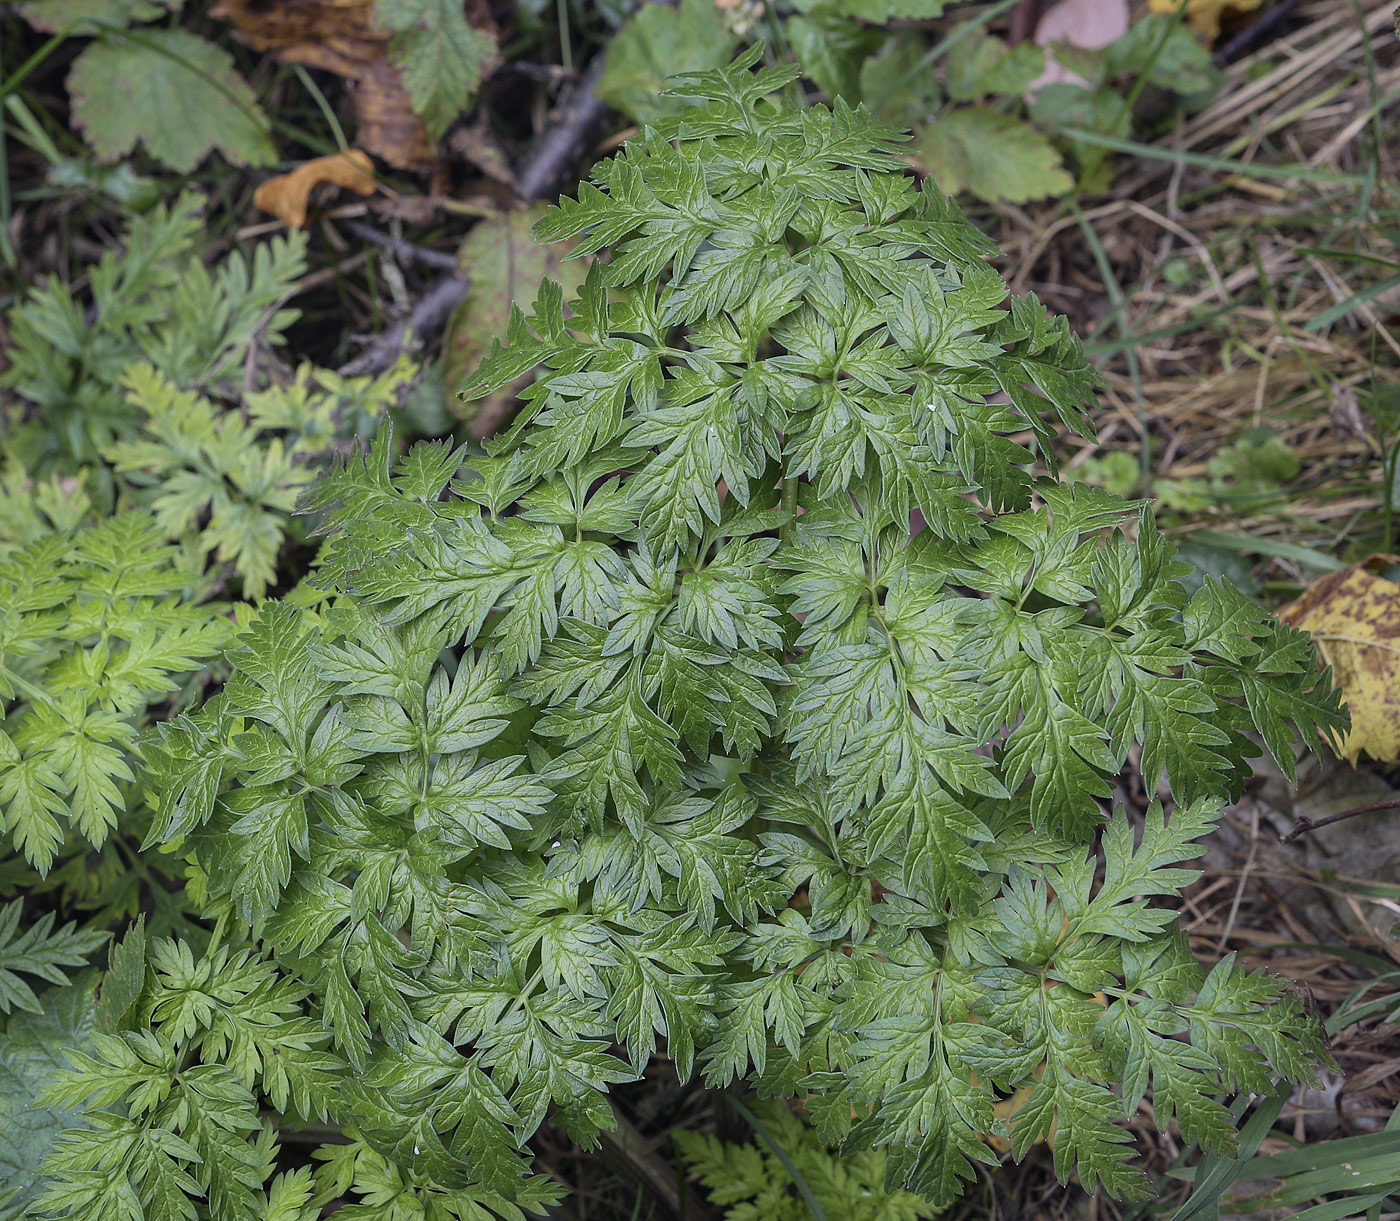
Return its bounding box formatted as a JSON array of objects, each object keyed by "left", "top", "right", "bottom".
[{"left": 214, "top": 0, "right": 496, "bottom": 170}]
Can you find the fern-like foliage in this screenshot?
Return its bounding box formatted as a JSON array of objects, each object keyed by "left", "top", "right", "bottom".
[
  {"left": 675, "top": 1099, "right": 938, "bottom": 1221},
  {"left": 104, "top": 361, "right": 414, "bottom": 599},
  {"left": 0, "top": 900, "right": 108, "bottom": 1016},
  {"left": 2, "top": 193, "right": 306, "bottom": 481},
  {"left": 2, "top": 194, "right": 415, "bottom": 600},
  {"left": 34, "top": 48, "right": 1349, "bottom": 1217},
  {"left": 32, "top": 923, "right": 566, "bottom": 1221},
  {"left": 0, "top": 484, "right": 229, "bottom": 870}
]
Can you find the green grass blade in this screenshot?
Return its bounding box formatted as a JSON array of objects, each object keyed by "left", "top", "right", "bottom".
[
  {"left": 1172, "top": 1087, "right": 1290, "bottom": 1221},
  {"left": 1265, "top": 1151, "right": 1400, "bottom": 1204},
  {"left": 1288, "top": 1191, "right": 1394, "bottom": 1221},
  {"left": 1234, "top": 1130, "right": 1400, "bottom": 1182},
  {"left": 722, "top": 1095, "right": 828, "bottom": 1221},
  {"left": 1304, "top": 272, "right": 1400, "bottom": 332},
  {"left": 1183, "top": 531, "right": 1344, "bottom": 572},
  {"left": 1056, "top": 128, "right": 1371, "bottom": 187}
]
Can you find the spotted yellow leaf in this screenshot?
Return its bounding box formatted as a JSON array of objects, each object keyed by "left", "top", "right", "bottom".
[
  {"left": 1279, "top": 559, "right": 1400, "bottom": 764},
  {"left": 1148, "top": 0, "right": 1265, "bottom": 41}
]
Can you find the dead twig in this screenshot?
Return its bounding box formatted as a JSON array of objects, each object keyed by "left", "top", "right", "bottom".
[
  {"left": 338, "top": 53, "right": 615, "bottom": 379},
  {"left": 340, "top": 220, "right": 459, "bottom": 272},
  {"left": 1280, "top": 798, "right": 1400, "bottom": 845},
  {"left": 337, "top": 274, "right": 467, "bottom": 377},
  {"left": 515, "top": 53, "right": 615, "bottom": 204},
  {"left": 1214, "top": 0, "right": 1303, "bottom": 65}
]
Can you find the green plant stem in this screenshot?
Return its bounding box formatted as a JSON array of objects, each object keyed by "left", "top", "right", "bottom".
[
  {"left": 293, "top": 64, "right": 348, "bottom": 152},
  {"left": 1348, "top": 0, "right": 1383, "bottom": 232},
  {"left": 0, "top": 26, "right": 70, "bottom": 102},
  {"left": 780, "top": 471, "right": 798, "bottom": 541},
  {"left": 6, "top": 95, "right": 66, "bottom": 167},
  {"left": 557, "top": 0, "right": 573, "bottom": 75}
]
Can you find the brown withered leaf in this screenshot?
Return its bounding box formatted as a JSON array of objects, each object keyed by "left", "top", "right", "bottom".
[
  {"left": 448, "top": 114, "right": 519, "bottom": 192},
  {"left": 1278, "top": 558, "right": 1400, "bottom": 764},
  {"left": 214, "top": 0, "right": 496, "bottom": 170},
  {"left": 212, "top": 0, "right": 383, "bottom": 88},
  {"left": 356, "top": 57, "right": 436, "bottom": 170},
  {"left": 214, "top": 0, "right": 431, "bottom": 170},
  {"left": 254, "top": 149, "right": 377, "bottom": 227}
]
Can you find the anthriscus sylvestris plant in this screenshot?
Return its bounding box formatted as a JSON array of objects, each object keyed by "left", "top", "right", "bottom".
[{"left": 43, "top": 46, "right": 1348, "bottom": 1220}]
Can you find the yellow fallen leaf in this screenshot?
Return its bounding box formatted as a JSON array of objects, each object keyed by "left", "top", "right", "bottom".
[
  {"left": 254, "top": 149, "right": 377, "bottom": 228},
  {"left": 1148, "top": 0, "right": 1265, "bottom": 42},
  {"left": 1278, "top": 559, "right": 1400, "bottom": 764}
]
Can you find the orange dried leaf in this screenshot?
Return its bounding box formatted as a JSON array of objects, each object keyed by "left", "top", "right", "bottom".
[
  {"left": 1278, "top": 559, "right": 1400, "bottom": 764},
  {"left": 254, "top": 149, "right": 377, "bottom": 228}
]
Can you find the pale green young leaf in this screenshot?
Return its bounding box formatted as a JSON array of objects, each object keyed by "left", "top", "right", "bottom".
[{"left": 913, "top": 108, "right": 1073, "bottom": 204}]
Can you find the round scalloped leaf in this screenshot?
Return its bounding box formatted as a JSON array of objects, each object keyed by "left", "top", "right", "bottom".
[
  {"left": 19, "top": 0, "right": 179, "bottom": 33},
  {"left": 911, "top": 106, "right": 1073, "bottom": 204},
  {"left": 67, "top": 28, "right": 276, "bottom": 173}
]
